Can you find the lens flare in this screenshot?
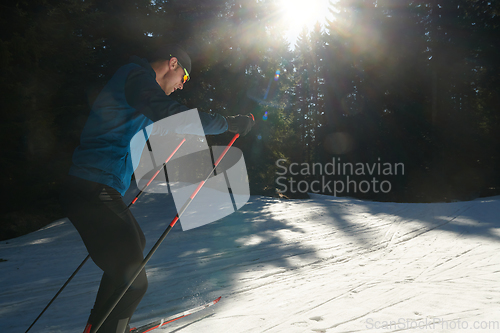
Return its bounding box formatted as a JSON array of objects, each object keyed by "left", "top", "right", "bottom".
[
  {"left": 324, "top": 132, "right": 354, "bottom": 154},
  {"left": 274, "top": 69, "right": 280, "bottom": 81},
  {"left": 262, "top": 111, "right": 268, "bottom": 121}
]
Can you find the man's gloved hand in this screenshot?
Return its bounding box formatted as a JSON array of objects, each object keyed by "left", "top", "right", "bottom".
[{"left": 226, "top": 114, "right": 255, "bottom": 136}]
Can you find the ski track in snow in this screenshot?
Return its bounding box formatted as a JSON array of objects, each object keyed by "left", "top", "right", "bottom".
[{"left": 1, "top": 185, "right": 500, "bottom": 333}]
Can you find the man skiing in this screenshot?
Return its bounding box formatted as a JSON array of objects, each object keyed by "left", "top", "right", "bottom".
[{"left": 61, "top": 44, "right": 254, "bottom": 333}]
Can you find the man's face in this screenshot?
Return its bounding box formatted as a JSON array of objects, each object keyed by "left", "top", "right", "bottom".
[{"left": 156, "top": 58, "right": 185, "bottom": 95}]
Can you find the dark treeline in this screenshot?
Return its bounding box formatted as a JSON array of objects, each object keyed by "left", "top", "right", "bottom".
[{"left": 1, "top": 0, "right": 499, "bottom": 239}]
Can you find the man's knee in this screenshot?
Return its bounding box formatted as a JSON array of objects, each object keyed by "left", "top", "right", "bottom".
[{"left": 129, "top": 269, "right": 148, "bottom": 296}]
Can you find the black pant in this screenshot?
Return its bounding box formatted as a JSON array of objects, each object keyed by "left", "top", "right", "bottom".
[{"left": 61, "top": 176, "right": 148, "bottom": 333}]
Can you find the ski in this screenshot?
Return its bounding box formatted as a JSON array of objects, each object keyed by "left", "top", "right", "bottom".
[{"left": 130, "top": 296, "right": 222, "bottom": 333}]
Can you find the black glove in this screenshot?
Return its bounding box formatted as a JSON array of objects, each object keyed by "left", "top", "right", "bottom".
[{"left": 226, "top": 114, "right": 255, "bottom": 136}]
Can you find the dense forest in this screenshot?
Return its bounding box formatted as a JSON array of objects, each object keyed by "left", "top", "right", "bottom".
[{"left": 1, "top": 0, "right": 499, "bottom": 240}]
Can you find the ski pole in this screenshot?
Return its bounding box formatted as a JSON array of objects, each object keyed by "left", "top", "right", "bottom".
[
  {"left": 25, "top": 138, "right": 186, "bottom": 333},
  {"left": 130, "top": 138, "right": 186, "bottom": 205},
  {"left": 91, "top": 133, "right": 241, "bottom": 333}
]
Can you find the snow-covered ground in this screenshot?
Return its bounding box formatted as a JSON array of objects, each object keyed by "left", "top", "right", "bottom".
[{"left": 1, "top": 186, "right": 499, "bottom": 332}]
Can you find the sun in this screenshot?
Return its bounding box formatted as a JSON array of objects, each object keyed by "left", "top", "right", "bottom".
[
  {"left": 277, "top": 0, "right": 333, "bottom": 46},
  {"left": 279, "top": 0, "right": 326, "bottom": 29}
]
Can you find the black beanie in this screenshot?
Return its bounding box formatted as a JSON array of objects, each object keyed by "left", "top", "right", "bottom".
[{"left": 150, "top": 44, "right": 191, "bottom": 74}]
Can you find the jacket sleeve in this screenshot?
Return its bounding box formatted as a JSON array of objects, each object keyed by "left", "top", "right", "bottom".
[{"left": 124, "top": 66, "right": 228, "bottom": 135}]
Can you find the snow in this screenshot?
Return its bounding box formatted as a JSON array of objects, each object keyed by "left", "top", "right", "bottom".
[{"left": 1, "top": 186, "right": 500, "bottom": 332}]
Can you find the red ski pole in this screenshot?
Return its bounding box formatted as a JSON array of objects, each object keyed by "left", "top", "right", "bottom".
[
  {"left": 130, "top": 138, "right": 186, "bottom": 205},
  {"left": 90, "top": 133, "right": 241, "bottom": 333},
  {"left": 25, "top": 138, "right": 186, "bottom": 333}
]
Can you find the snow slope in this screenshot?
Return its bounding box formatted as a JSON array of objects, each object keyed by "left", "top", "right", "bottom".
[{"left": 1, "top": 187, "right": 499, "bottom": 333}]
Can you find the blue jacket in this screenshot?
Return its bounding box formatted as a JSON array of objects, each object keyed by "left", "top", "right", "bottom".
[{"left": 69, "top": 56, "right": 228, "bottom": 195}]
